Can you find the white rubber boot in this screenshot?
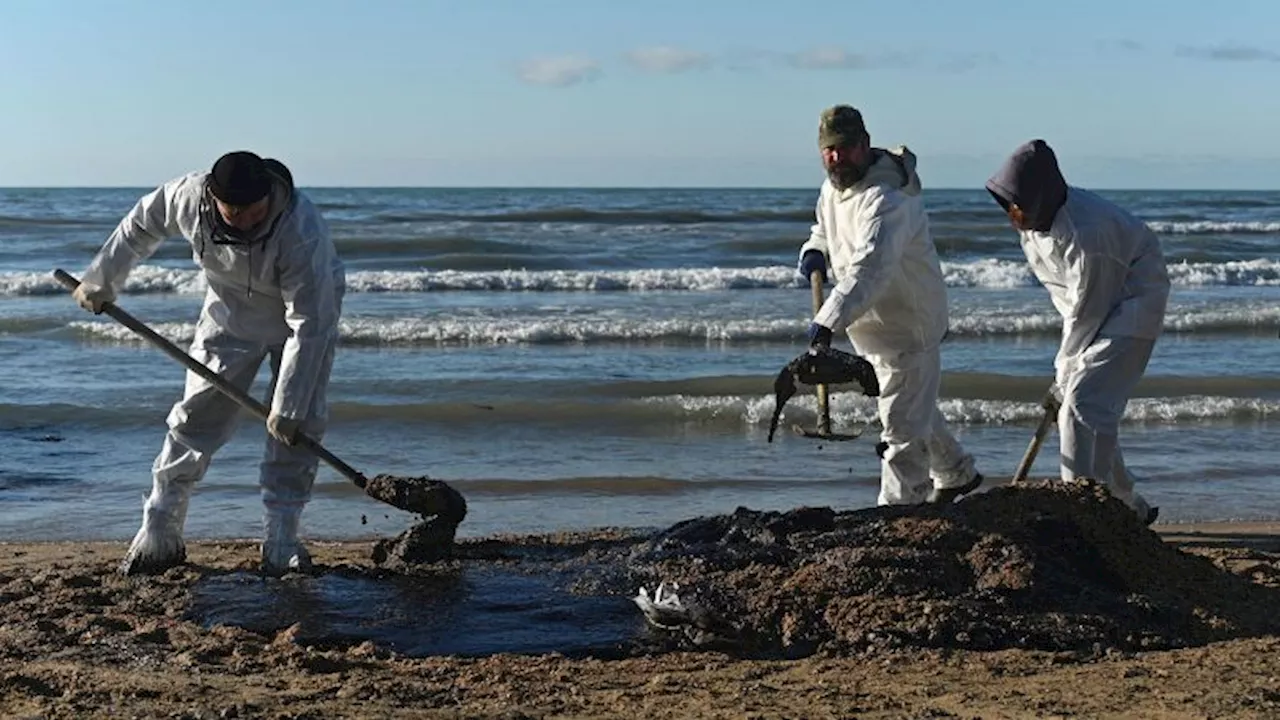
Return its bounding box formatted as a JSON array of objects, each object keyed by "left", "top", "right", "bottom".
[
  {"left": 119, "top": 479, "right": 192, "bottom": 576},
  {"left": 261, "top": 505, "right": 312, "bottom": 576}
]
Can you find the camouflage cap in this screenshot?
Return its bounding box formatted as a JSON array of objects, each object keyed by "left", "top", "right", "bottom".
[{"left": 818, "top": 105, "right": 868, "bottom": 149}]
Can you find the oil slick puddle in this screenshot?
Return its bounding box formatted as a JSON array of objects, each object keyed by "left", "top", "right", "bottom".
[{"left": 188, "top": 565, "right": 643, "bottom": 658}]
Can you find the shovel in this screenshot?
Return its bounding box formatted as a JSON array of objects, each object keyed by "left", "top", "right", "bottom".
[
  {"left": 1010, "top": 388, "right": 1160, "bottom": 524},
  {"left": 53, "top": 268, "right": 465, "bottom": 522},
  {"left": 794, "top": 270, "right": 864, "bottom": 442},
  {"left": 1012, "top": 390, "right": 1060, "bottom": 484},
  {"left": 767, "top": 345, "right": 879, "bottom": 443}
]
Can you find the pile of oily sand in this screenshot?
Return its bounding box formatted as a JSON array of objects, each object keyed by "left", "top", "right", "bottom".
[{"left": 607, "top": 479, "right": 1280, "bottom": 658}]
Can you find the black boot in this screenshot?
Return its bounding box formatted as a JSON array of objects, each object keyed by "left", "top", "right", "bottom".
[{"left": 926, "top": 473, "right": 985, "bottom": 504}]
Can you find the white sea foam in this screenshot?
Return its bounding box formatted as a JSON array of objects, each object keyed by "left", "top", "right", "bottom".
[
  {"left": 63, "top": 300, "right": 1280, "bottom": 347},
  {"left": 645, "top": 393, "right": 1280, "bottom": 427},
  {"left": 1147, "top": 220, "right": 1280, "bottom": 234},
  {"left": 8, "top": 258, "right": 1280, "bottom": 297}
]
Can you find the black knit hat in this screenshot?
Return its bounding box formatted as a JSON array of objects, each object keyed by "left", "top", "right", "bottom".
[{"left": 208, "top": 151, "right": 271, "bottom": 206}]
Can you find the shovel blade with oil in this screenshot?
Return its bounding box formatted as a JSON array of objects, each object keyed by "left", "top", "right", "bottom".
[{"left": 766, "top": 346, "right": 880, "bottom": 443}]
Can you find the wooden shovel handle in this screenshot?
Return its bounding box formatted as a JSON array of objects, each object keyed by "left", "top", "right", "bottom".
[
  {"left": 808, "top": 270, "right": 832, "bottom": 435},
  {"left": 52, "top": 268, "right": 369, "bottom": 489},
  {"left": 1012, "top": 393, "right": 1060, "bottom": 484}
]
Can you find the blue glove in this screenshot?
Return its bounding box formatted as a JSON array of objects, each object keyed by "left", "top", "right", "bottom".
[
  {"left": 797, "top": 250, "right": 826, "bottom": 284},
  {"left": 807, "top": 323, "right": 833, "bottom": 349}
]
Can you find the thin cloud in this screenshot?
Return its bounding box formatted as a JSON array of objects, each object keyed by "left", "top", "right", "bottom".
[
  {"left": 516, "top": 55, "right": 601, "bottom": 87},
  {"left": 1096, "top": 39, "right": 1144, "bottom": 52},
  {"left": 1176, "top": 44, "right": 1280, "bottom": 62},
  {"left": 787, "top": 46, "right": 989, "bottom": 72},
  {"left": 625, "top": 46, "right": 712, "bottom": 74},
  {"left": 788, "top": 46, "right": 883, "bottom": 70}
]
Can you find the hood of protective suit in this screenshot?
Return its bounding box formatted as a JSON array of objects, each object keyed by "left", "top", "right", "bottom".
[
  {"left": 985, "top": 140, "right": 1068, "bottom": 233},
  {"left": 839, "top": 146, "right": 921, "bottom": 200},
  {"left": 250, "top": 176, "right": 294, "bottom": 243}
]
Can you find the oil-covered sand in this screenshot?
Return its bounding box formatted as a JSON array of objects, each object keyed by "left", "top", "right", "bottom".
[{"left": 4, "top": 481, "right": 1280, "bottom": 719}]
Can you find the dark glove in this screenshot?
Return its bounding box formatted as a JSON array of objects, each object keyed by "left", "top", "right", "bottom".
[
  {"left": 807, "top": 323, "right": 833, "bottom": 349},
  {"left": 267, "top": 413, "right": 303, "bottom": 446},
  {"left": 798, "top": 250, "right": 827, "bottom": 284},
  {"left": 1044, "top": 382, "right": 1064, "bottom": 414}
]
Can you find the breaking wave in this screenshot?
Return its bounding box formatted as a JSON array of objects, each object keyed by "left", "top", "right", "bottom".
[
  {"left": 9, "top": 258, "right": 1280, "bottom": 297},
  {"left": 59, "top": 304, "right": 1280, "bottom": 346}
]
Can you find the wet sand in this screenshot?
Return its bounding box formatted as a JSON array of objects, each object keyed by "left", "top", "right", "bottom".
[{"left": 2, "top": 516, "right": 1280, "bottom": 719}]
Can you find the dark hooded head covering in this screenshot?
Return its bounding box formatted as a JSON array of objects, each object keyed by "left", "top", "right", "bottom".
[
  {"left": 208, "top": 151, "right": 272, "bottom": 206},
  {"left": 263, "top": 158, "right": 294, "bottom": 191},
  {"left": 985, "top": 139, "right": 1068, "bottom": 233}
]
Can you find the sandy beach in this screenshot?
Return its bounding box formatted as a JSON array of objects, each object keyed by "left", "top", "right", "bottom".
[{"left": 3, "top": 483, "right": 1280, "bottom": 720}]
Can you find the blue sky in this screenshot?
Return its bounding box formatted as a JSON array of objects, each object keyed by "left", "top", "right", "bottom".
[{"left": 3, "top": 0, "right": 1279, "bottom": 189}]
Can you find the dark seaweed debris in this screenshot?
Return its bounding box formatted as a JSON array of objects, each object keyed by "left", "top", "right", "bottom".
[{"left": 595, "top": 480, "right": 1280, "bottom": 657}]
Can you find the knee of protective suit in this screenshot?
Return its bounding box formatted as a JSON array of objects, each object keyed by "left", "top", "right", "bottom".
[
  {"left": 878, "top": 417, "right": 929, "bottom": 448},
  {"left": 1059, "top": 385, "right": 1124, "bottom": 435},
  {"left": 152, "top": 433, "right": 216, "bottom": 486},
  {"left": 877, "top": 435, "right": 929, "bottom": 475},
  {"left": 165, "top": 400, "right": 244, "bottom": 455},
  {"left": 882, "top": 437, "right": 927, "bottom": 459},
  {"left": 877, "top": 398, "right": 934, "bottom": 443}
]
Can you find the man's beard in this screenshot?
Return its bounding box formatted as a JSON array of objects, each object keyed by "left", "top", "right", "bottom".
[
  {"left": 209, "top": 212, "right": 264, "bottom": 245},
  {"left": 827, "top": 160, "right": 869, "bottom": 191}
]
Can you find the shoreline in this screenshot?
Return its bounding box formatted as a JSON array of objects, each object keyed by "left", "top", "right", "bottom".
[{"left": 4, "top": 519, "right": 1280, "bottom": 549}]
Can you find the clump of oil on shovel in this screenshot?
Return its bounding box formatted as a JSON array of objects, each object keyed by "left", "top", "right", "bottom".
[{"left": 364, "top": 474, "right": 469, "bottom": 569}]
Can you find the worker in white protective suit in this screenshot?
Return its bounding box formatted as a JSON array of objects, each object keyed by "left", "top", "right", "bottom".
[
  {"left": 73, "top": 151, "right": 346, "bottom": 575},
  {"left": 985, "top": 139, "right": 1169, "bottom": 525},
  {"left": 798, "top": 105, "right": 983, "bottom": 506}
]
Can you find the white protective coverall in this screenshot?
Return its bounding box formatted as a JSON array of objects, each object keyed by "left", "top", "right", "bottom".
[
  {"left": 800, "top": 147, "right": 979, "bottom": 505},
  {"left": 79, "top": 167, "right": 345, "bottom": 572},
  {"left": 986, "top": 140, "right": 1170, "bottom": 522}
]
